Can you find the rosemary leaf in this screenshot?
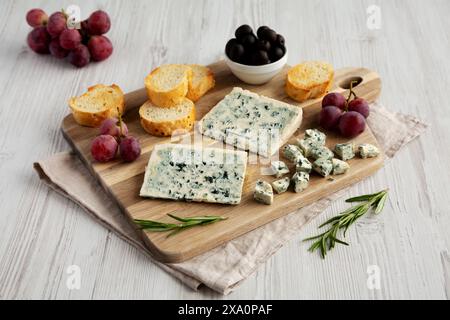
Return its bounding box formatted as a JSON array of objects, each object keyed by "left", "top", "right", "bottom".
[
  {"left": 345, "top": 191, "right": 383, "bottom": 203},
  {"left": 374, "top": 193, "right": 388, "bottom": 214}
]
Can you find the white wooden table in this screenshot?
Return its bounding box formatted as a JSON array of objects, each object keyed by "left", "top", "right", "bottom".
[{"left": 0, "top": 0, "right": 449, "bottom": 299}]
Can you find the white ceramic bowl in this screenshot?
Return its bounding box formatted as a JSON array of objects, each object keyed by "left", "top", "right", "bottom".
[{"left": 224, "top": 49, "right": 288, "bottom": 85}]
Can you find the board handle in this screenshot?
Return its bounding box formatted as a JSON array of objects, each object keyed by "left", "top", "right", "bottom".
[{"left": 332, "top": 67, "right": 382, "bottom": 104}]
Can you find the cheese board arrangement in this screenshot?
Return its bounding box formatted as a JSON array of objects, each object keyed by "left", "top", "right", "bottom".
[{"left": 61, "top": 24, "right": 383, "bottom": 262}]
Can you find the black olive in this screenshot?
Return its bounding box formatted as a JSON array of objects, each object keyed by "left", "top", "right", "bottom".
[
  {"left": 251, "top": 50, "right": 270, "bottom": 65},
  {"left": 228, "top": 43, "right": 245, "bottom": 62},
  {"left": 225, "top": 38, "right": 238, "bottom": 56},
  {"left": 260, "top": 28, "right": 277, "bottom": 43},
  {"left": 235, "top": 24, "right": 253, "bottom": 40},
  {"left": 240, "top": 33, "right": 257, "bottom": 49},
  {"left": 276, "top": 34, "right": 285, "bottom": 47},
  {"left": 256, "top": 39, "right": 271, "bottom": 51},
  {"left": 269, "top": 46, "right": 284, "bottom": 62},
  {"left": 257, "top": 26, "right": 270, "bottom": 39}
]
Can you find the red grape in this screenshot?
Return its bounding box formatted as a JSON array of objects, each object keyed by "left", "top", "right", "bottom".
[
  {"left": 91, "top": 135, "right": 118, "bottom": 162},
  {"left": 59, "top": 29, "right": 81, "bottom": 50},
  {"left": 100, "top": 118, "right": 128, "bottom": 138},
  {"left": 47, "top": 12, "right": 67, "bottom": 37},
  {"left": 322, "top": 92, "right": 346, "bottom": 110},
  {"left": 49, "top": 39, "right": 69, "bottom": 58},
  {"left": 88, "top": 36, "right": 113, "bottom": 61},
  {"left": 338, "top": 111, "right": 366, "bottom": 137},
  {"left": 26, "top": 9, "right": 48, "bottom": 28},
  {"left": 319, "top": 106, "right": 343, "bottom": 130},
  {"left": 68, "top": 45, "right": 90, "bottom": 68},
  {"left": 119, "top": 136, "right": 141, "bottom": 162},
  {"left": 348, "top": 98, "right": 370, "bottom": 118},
  {"left": 87, "top": 10, "right": 111, "bottom": 35},
  {"left": 27, "top": 27, "right": 50, "bottom": 54}
]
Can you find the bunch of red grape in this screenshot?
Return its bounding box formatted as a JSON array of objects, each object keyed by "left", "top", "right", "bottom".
[
  {"left": 319, "top": 83, "right": 370, "bottom": 138},
  {"left": 26, "top": 8, "right": 113, "bottom": 68},
  {"left": 91, "top": 117, "right": 141, "bottom": 163}
]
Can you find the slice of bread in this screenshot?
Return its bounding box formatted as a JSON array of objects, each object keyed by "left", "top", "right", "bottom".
[
  {"left": 285, "top": 61, "right": 334, "bottom": 102},
  {"left": 69, "top": 84, "right": 125, "bottom": 127},
  {"left": 186, "top": 64, "right": 215, "bottom": 102},
  {"left": 139, "top": 98, "right": 195, "bottom": 137},
  {"left": 144, "top": 64, "right": 192, "bottom": 108}
]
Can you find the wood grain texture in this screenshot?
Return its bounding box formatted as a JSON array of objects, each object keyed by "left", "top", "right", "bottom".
[
  {"left": 62, "top": 62, "right": 383, "bottom": 262},
  {"left": 0, "top": 0, "right": 449, "bottom": 299}
]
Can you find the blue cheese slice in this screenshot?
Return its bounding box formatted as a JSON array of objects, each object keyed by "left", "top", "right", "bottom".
[
  {"left": 310, "top": 145, "right": 334, "bottom": 160},
  {"left": 272, "top": 177, "right": 290, "bottom": 194},
  {"left": 292, "top": 172, "right": 309, "bottom": 193},
  {"left": 140, "top": 144, "right": 247, "bottom": 205},
  {"left": 358, "top": 144, "right": 380, "bottom": 158},
  {"left": 270, "top": 160, "right": 290, "bottom": 178},
  {"left": 334, "top": 142, "right": 355, "bottom": 161},
  {"left": 254, "top": 180, "right": 274, "bottom": 205},
  {"left": 312, "top": 158, "right": 333, "bottom": 177},
  {"left": 199, "top": 87, "right": 303, "bottom": 157},
  {"left": 332, "top": 158, "right": 350, "bottom": 175}
]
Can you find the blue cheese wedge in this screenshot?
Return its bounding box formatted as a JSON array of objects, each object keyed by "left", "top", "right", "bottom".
[
  {"left": 305, "top": 129, "right": 326, "bottom": 145},
  {"left": 310, "top": 145, "right": 334, "bottom": 160},
  {"left": 295, "top": 138, "right": 320, "bottom": 157},
  {"left": 272, "top": 177, "right": 290, "bottom": 194},
  {"left": 334, "top": 142, "right": 355, "bottom": 161},
  {"left": 140, "top": 144, "right": 247, "bottom": 205},
  {"left": 358, "top": 144, "right": 380, "bottom": 158},
  {"left": 199, "top": 87, "right": 303, "bottom": 157},
  {"left": 282, "top": 144, "right": 304, "bottom": 163},
  {"left": 295, "top": 156, "right": 312, "bottom": 173},
  {"left": 292, "top": 172, "right": 309, "bottom": 193},
  {"left": 312, "top": 158, "right": 333, "bottom": 177},
  {"left": 332, "top": 158, "right": 350, "bottom": 175},
  {"left": 254, "top": 180, "right": 274, "bottom": 205},
  {"left": 270, "top": 160, "right": 289, "bottom": 178}
]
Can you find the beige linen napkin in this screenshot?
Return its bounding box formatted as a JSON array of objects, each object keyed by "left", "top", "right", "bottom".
[{"left": 34, "top": 103, "right": 426, "bottom": 295}]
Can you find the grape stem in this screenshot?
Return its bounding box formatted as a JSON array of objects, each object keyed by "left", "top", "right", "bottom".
[{"left": 344, "top": 80, "right": 359, "bottom": 111}]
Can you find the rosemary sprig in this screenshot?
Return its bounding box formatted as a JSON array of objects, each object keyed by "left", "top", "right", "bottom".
[
  {"left": 303, "top": 189, "right": 389, "bottom": 258},
  {"left": 134, "top": 214, "right": 228, "bottom": 237}
]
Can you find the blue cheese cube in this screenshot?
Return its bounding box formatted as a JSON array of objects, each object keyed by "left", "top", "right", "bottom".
[
  {"left": 334, "top": 142, "right": 355, "bottom": 161},
  {"left": 282, "top": 144, "right": 303, "bottom": 163},
  {"left": 310, "top": 145, "right": 334, "bottom": 160},
  {"left": 295, "top": 156, "right": 312, "bottom": 173},
  {"left": 358, "top": 144, "right": 380, "bottom": 158},
  {"left": 332, "top": 158, "right": 350, "bottom": 175},
  {"left": 305, "top": 129, "right": 326, "bottom": 145},
  {"left": 270, "top": 161, "right": 290, "bottom": 178},
  {"left": 272, "top": 177, "right": 290, "bottom": 194},
  {"left": 292, "top": 172, "right": 309, "bottom": 193},
  {"left": 254, "top": 180, "right": 274, "bottom": 205},
  {"left": 313, "top": 158, "right": 333, "bottom": 177},
  {"left": 295, "top": 138, "right": 319, "bottom": 157}
]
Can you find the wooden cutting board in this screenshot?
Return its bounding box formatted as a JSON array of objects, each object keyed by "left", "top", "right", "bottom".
[{"left": 61, "top": 61, "right": 383, "bottom": 263}]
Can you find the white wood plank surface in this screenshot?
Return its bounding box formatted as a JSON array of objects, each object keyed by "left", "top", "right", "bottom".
[{"left": 0, "top": 0, "right": 449, "bottom": 299}]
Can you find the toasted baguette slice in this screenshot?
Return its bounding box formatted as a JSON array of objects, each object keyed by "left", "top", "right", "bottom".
[
  {"left": 69, "top": 84, "right": 124, "bottom": 127},
  {"left": 144, "top": 64, "right": 192, "bottom": 108},
  {"left": 186, "top": 64, "right": 215, "bottom": 102},
  {"left": 139, "top": 98, "right": 195, "bottom": 137},
  {"left": 285, "top": 61, "right": 334, "bottom": 102}
]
